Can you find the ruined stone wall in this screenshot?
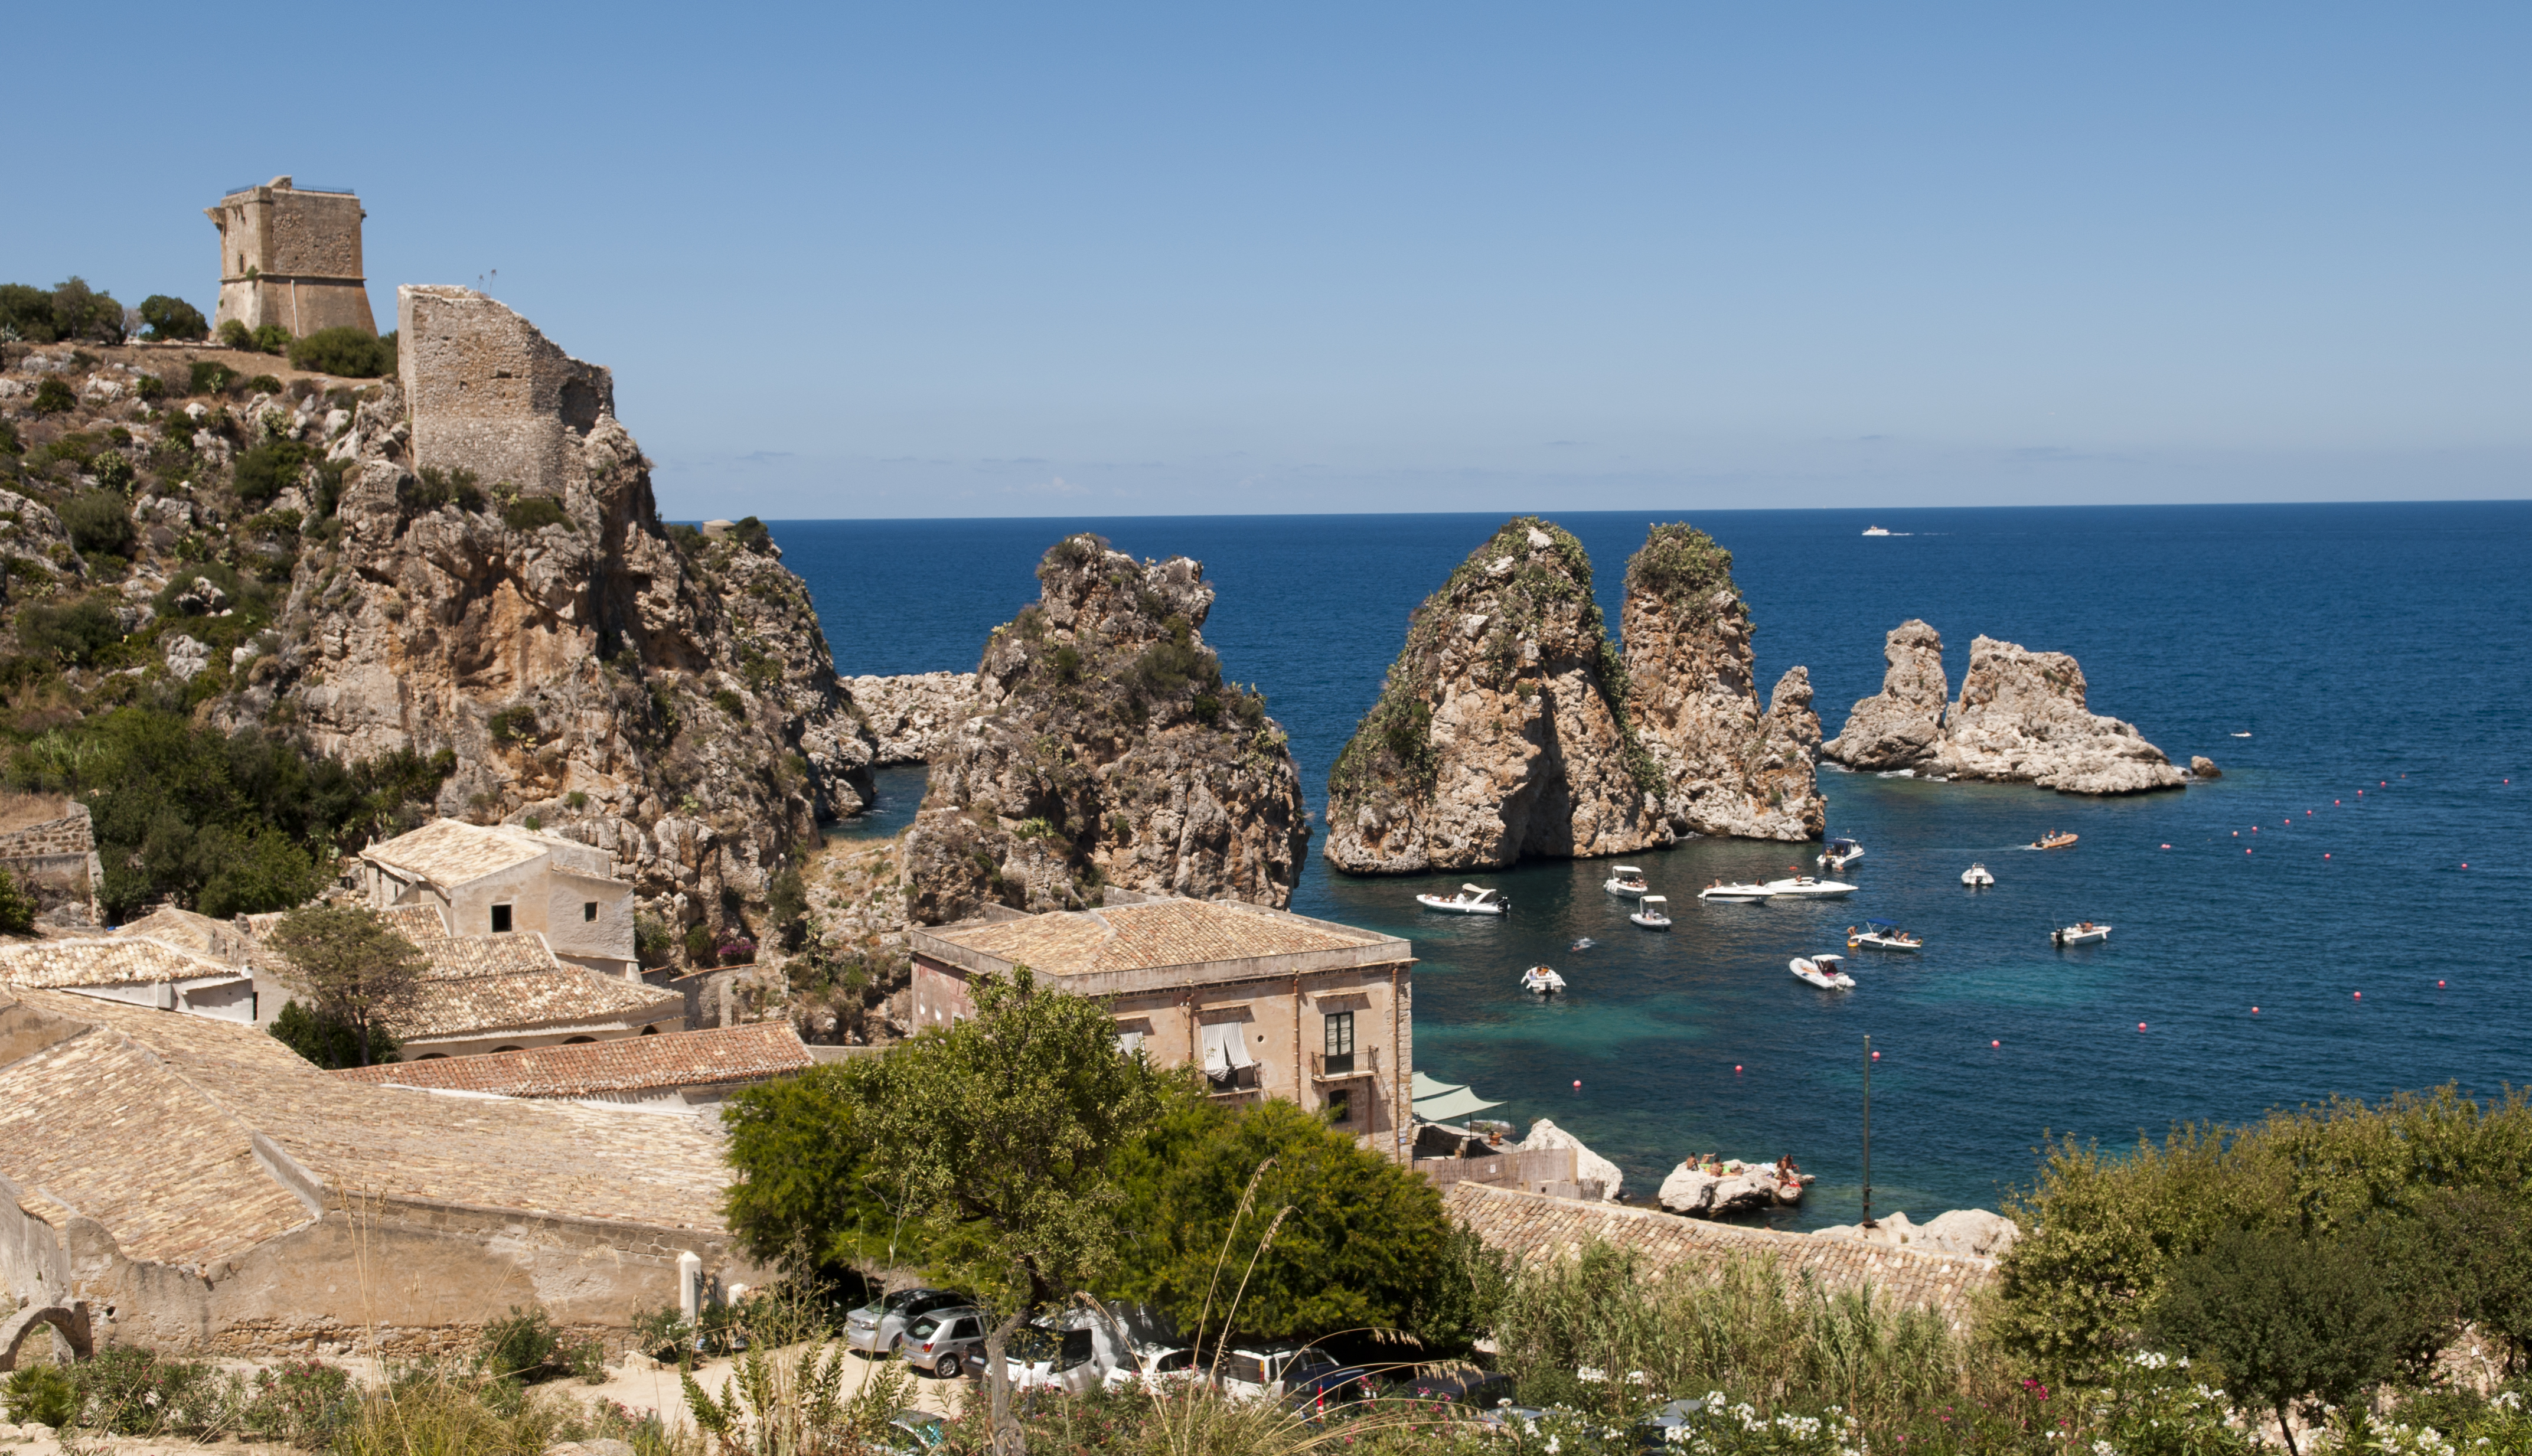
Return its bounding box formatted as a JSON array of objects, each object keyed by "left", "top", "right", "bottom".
[
  {"left": 399, "top": 285, "right": 616, "bottom": 498},
  {"left": 1444, "top": 1182, "right": 1995, "bottom": 1331},
  {"left": 207, "top": 178, "right": 376, "bottom": 336},
  {"left": 0, "top": 805, "right": 102, "bottom": 928}
]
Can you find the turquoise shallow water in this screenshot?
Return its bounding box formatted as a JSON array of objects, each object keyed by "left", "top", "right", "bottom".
[{"left": 776, "top": 504, "right": 2531, "bottom": 1226}]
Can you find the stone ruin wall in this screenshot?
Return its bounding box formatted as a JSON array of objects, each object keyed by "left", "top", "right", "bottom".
[
  {"left": 398, "top": 284, "right": 616, "bottom": 499},
  {"left": 0, "top": 803, "right": 102, "bottom": 928},
  {"left": 207, "top": 178, "right": 376, "bottom": 336}
]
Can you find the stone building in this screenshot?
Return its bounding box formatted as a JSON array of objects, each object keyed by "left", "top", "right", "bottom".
[
  {"left": 0, "top": 796, "right": 103, "bottom": 928},
  {"left": 0, "top": 985, "right": 759, "bottom": 1360},
  {"left": 397, "top": 285, "right": 614, "bottom": 498},
  {"left": 205, "top": 177, "right": 377, "bottom": 337},
  {"left": 359, "top": 818, "right": 638, "bottom": 980},
  {"left": 0, "top": 938, "right": 257, "bottom": 1024},
  {"left": 367, "top": 904, "right": 681, "bottom": 1060},
  {"left": 908, "top": 895, "right": 1416, "bottom": 1161},
  {"left": 333, "top": 1023, "right": 816, "bottom": 1115}
]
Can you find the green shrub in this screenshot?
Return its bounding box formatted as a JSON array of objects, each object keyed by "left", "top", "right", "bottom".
[
  {"left": 0, "top": 866, "right": 35, "bottom": 935},
  {"left": 287, "top": 325, "right": 395, "bottom": 378},
  {"left": 684, "top": 922, "right": 714, "bottom": 965},
  {"left": 57, "top": 490, "right": 134, "bottom": 557},
  {"left": 245, "top": 371, "right": 284, "bottom": 394},
  {"left": 17, "top": 596, "right": 123, "bottom": 665},
  {"left": 488, "top": 704, "right": 540, "bottom": 743},
  {"left": 234, "top": 438, "right": 312, "bottom": 505},
  {"left": 31, "top": 377, "right": 76, "bottom": 414},
  {"left": 132, "top": 373, "right": 166, "bottom": 401},
  {"left": 712, "top": 687, "right": 745, "bottom": 717},
  {"left": 243, "top": 1358, "right": 357, "bottom": 1448},
  {"left": 217, "top": 318, "right": 253, "bottom": 350},
  {"left": 0, "top": 421, "right": 17, "bottom": 455},
  {"left": 90, "top": 452, "right": 136, "bottom": 493},
  {"left": 2, "top": 1363, "right": 77, "bottom": 1426},
  {"left": 270, "top": 998, "right": 400, "bottom": 1070},
  {"left": 250, "top": 324, "right": 291, "bottom": 354},
  {"left": 478, "top": 1304, "right": 567, "bottom": 1383},
  {"left": 0, "top": 283, "right": 56, "bottom": 342},
  {"left": 188, "top": 360, "right": 235, "bottom": 395},
  {"left": 501, "top": 495, "right": 569, "bottom": 532},
  {"left": 138, "top": 294, "right": 210, "bottom": 342},
  {"left": 401, "top": 465, "right": 484, "bottom": 515},
  {"left": 39, "top": 278, "right": 123, "bottom": 344}
]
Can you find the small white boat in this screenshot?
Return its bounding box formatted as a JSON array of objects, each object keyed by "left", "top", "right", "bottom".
[
  {"left": 1861, "top": 525, "right": 1891, "bottom": 537},
  {"left": 1760, "top": 876, "right": 1858, "bottom": 899},
  {"left": 1603, "top": 866, "right": 1651, "bottom": 897},
  {"left": 1848, "top": 919, "right": 1922, "bottom": 952},
  {"left": 1417, "top": 883, "right": 1508, "bottom": 916},
  {"left": 1962, "top": 862, "right": 1995, "bottom": 887},
  {"left": 1630, "top": 895, "right": 1673, "bottom": 930},
  {"left": 1791, "top": 954, "right": 1855, "bottom": 990},
  {"left": 1520, "top": 965, "right": 1567, "bottom": 996},
  {"left": 2051, "top": 921, "right": 2112, "bottom": 948},
  {"left": 2231, "top": 732, "right": 2252, "bottom": 738},
  {"left": 1818, "top": 838, "right": 1865, "bottom": 872},
  {"left": 1698, "top": 883, "right": 1775, "bottom": 903}
]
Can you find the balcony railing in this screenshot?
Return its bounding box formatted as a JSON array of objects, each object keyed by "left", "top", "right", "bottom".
[{"left": 1310, "top": 1047, "right": 1379, "bottom": 1080}]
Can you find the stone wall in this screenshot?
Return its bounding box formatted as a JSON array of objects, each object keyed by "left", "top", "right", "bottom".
[
  {"left": 1443, "top": 1182, "right": 1995, "bottom": 1330},
  {"left": 399, "top": 285, "right": 616, "bottom": 499},
  {"left": 206, "top": 178, "right": 376, "bottom": 336},
  {"left": 0, "top": 804, "right": 102, "bottom": 928}
]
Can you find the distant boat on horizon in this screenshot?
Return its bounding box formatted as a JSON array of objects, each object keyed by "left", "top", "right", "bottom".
[{"left": 1862, "top": 525, "right": 1892, "bottom": 536}]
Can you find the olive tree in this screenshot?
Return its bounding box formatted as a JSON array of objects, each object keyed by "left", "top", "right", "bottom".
[{"left": 265, "top": 904, "right": 427, "bottom": 1067}]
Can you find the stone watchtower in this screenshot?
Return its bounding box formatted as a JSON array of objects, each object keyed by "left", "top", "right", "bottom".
[
  {"left": 205, "top": 176, "right": 377, "bottom": 337},
  {"left": 398, "top": 285, "right": 615, "bottom": 497}
]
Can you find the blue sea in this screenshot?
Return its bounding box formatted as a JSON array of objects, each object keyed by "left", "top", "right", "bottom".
[{"left": 779, "top": 504, "right": 2531, "bottom": 1228}]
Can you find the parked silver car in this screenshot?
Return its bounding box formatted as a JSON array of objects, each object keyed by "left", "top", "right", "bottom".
[
  {"left": 903, "top": 1307, "right": 990, "bottom": 1379},
  {"left": 844, "top": 1288, "right": 972, "bottom": 1357}
]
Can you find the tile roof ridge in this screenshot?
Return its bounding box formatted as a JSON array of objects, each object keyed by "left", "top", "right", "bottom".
[{"left": 69, "top": 1013, "right": 315, "bottom": 1206}]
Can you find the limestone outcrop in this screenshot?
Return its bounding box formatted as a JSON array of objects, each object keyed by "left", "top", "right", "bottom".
[
  {"left": 1619, "top": 524, "right": 1824, "bottom": 840},
  {"left": 1812, "top": 1208, "right": 2018, "bottom": 1260},
  {"left": 218, "top": 289, "right": 877, "bottom": 939},
  {"left": 1821, "top": 621, "right": 1949, "bottom": 771},
  {"left": 901, "top": 535, "right": 1309, "bottom": 924},
  {"left": 2190, "top": 756, "right": 2222, "bottom": 779},
  {"left": 1931, "top": 636, "right": 2182, "bottom": 794},
  {"left": 1656, "top": 1156, "right": 1807, "bottom": 1218},
  {"left": 1323, "top": 518, "right": 1667, "bottom": 874},
  {"left": 849, "top": 671, "right": 980, "bottom": 764},
  {"left": 1516, "top": 1118, "right": 1623, "bottom": 1201}
]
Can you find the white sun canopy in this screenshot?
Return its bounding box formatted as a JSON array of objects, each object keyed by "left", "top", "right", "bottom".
[{"left": 1200, "top": 1020, "right": 1256, "bottom": 1075}]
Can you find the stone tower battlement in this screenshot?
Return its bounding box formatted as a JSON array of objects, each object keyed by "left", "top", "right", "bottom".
[
  {"left": 397, "top": 285, "right": 616, "bottom": 498},
  {"left": 205, "top": 176, "right": 377, "bottom": 337}
]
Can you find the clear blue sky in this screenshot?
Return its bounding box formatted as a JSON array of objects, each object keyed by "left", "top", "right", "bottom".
[{"left": 11, "top": 3, "right": 2526, "bottom": 518}]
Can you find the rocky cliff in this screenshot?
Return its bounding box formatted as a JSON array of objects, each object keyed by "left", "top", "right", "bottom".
[
  {"left": 1323, "top": 518, "right": 1666, "bottom": 874},
  {"left": 1821, "top": 620, "right": 1949, "bottom": 771},
  {"left": 220, "top": 289, "right": 877, "bottom": 930},
  {"left": 1930, "top": 635, "right": 2182, "bottom": 794},
  {"left": 900, "top": 534, "right": 1308, "bottom": 924},
  {"left": 849, "top": 671, "right": 980, "bottom": 764},
  {"left": 1619, "top": 523, "right": 1824, "bottom": 840}
]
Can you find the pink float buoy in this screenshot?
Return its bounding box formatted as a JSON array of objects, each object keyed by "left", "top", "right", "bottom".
[
  {"left": 1734, "top": 1065, "right": 1742, "bottom": 1073},
  {"left": 2252, "top": 1007, "right": 2260, "bottom": 1014},
  {"left": 2162, "top": 843, "right": 2171, "bottom": 849},
  {"left": 1871, "top": 1050, "right": 1880, "bottom": 1060},
  {"left": 2138, "top": 1022, "right": 2148, "bottom": 1031},
  {"left": 2354, "top": 992, "right": 2362, "bottom": 1000},
  {"left": 1572, "top": 1080, "right": 1581, "bottom": 1088},
  {"left": 1991, "top": 1040, "right": 2000, "bottom": 1048},
  {"left": 2325, "top": 853, "right": 2331, "bottom": 859},
  {"left": 2439, "top": 981, "right": 2446, "bottom": 988}
]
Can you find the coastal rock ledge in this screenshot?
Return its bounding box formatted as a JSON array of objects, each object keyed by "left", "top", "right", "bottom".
[
  {"left": 1931, "top": 636, "right": 2182, "bottom": 794},
  {"left": 849, "top": 671, "right": 980, "bottom": 765}
]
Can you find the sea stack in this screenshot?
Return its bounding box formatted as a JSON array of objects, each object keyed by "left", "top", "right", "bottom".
[
  {"left": 902, "top": 535, "right": 1309, "bottom": 923},
  {"left": 1930, "top": 636, "right": 2183, "bottom": 794},
  {"left": 1619, "top": 523, "right": 1825, "bottom": 840},
  {"left": 1822, "top": 620, "right": 1950, "bottom": 771},
  {"left": 1322, "top": 518, "right": 1667, "bottom": 874}
]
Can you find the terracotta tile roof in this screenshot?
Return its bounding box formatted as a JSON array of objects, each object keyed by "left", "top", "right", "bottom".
[
  {"left": 391, "top": 957, "right": 680, "bottom": 1042},
  {"left": 0, "top": 935, "right": 246, "bottom": 991},
  {"left": 0, "top": 987, "right": 735, "bottom": 1269},
  {"left": 379, "top": 903, "right": 452, "bottom": 941},
  {"left": 110, "top": 907, "right": 254, "bottom": 962},
  {"left": 1443, "top": 1183, "right": 1995, "bottom": 1331},
  {"left": 361, "top": 818, "right": 569, "bottom": 887},
  {"left": 332, "top": 1024, "right": 811, "bottom": 1098},
  {"left": 414, "top": 930, "right": 569, "bottom": 981},
  {"left": 928, "top": 899, "right": 1391, "bottom": 978}
]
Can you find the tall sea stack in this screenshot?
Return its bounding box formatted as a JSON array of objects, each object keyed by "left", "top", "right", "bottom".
[
  {"left": 902, "top": 535, "right": 1309, "bottom": 923},
  {"left": 1821, "top": 620, "right": 1950, "bottom": 771},
  {"left": 1322, "top": 518, "right": 1667, "bottom": 874}
]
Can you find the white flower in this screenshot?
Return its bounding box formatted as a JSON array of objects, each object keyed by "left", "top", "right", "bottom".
[{"left": 2094, "top": 1441, "right": 2120, "bottom": 1456}]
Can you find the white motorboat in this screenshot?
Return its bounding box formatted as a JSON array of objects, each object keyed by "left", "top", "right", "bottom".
[
  {"left": 1791, "top": 954, "right": 1855, "bottom": 990},
  {"left": 2051, "top": 921, "right": 2112, "bottom": 948},
  {"left": 1861, "top": 525, "right": 1891, "bottom": 537},
  {"left": 1818, "top": 838, "right": 1865, "bottom": 872},
  {"left": 1603, "top": 866, "right": 1651, "bottom": 897},
  {"left": 1848, "top": 919, "right": 1922, "bottom": 952},
  {"left": 1520, "top": 965, "right": 1567, "bottom": 996},
  {"left": 1630, "top": 895, "right": 1673, "bottom": 930},
  {"left": 1417, "top": 884, "right": 1507, "bottom": 915},
  {"left": 1760, "top": 876, "right": 1858, "bottom": 899},
  {"left": 1962, "top": 862, "right": 1995, "bottom": 887},
  {"left": 1698, "top": 882, "right": 1775, "bottom": 903}
]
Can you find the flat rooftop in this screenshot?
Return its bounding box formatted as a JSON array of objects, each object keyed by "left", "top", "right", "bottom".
[{"left": 912, "top": 897, "right": 1409, "bottom": 994}]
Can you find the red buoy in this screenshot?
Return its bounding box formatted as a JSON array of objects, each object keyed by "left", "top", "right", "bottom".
[
  {"left": 1734, "top": 1065, "right": 1742, "bottom": 1073},
  {"left": 2354, "top": 991, "right": 2362, "bottom": 1000},
  {"left": 2439, "top": 981, "right": 2447, "bottom": 988},
  {"left": 2138, "top": 1022, "right": 2148, "bottom": 1031},
  {"left": 1991, "top": 1040, "right": 2001, "bottom": 1048},
  {"left": 2252, "top": 1007, "right": 2260, "bottom": 1014}
]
